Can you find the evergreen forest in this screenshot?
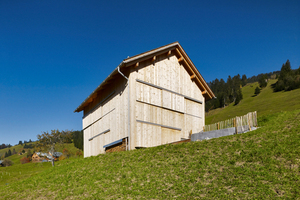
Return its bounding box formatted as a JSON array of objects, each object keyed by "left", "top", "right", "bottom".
[{"left": 205, "top": 60, "right": 300, "bottom": 112}]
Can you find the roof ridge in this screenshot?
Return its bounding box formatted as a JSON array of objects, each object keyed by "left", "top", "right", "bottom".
[{"left": 123, "top": 41, "right": 179, "bottom": 62}]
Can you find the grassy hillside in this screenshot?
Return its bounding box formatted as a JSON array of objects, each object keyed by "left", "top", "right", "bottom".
[
  {"left": 0, "top": 142, "right": 82, "bottom": 187},
  {"left": 0, "top": 144, "right": 26, "bottom": 158},
  {"left": 206, "top": 79, "right": 300, "bottom": 124},
  {"left": 0, "top": 109, "right": 299, "bottom": 199},
  {"left": 0, "top": 160, "right": 52, "bottom": 187}
]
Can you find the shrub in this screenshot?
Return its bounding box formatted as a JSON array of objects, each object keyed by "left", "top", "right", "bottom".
[
  {"left": 75, "top": 150, "right": 83, "bottom": 157},
  {"left": 2, "top": 159, "right": 14, "bottom": 167},
  {"left": 20, "top": 157, "right": 30, "bottom": 164},
  {"left": 63, "top": 148, "right": 70, "bottom": 158}
]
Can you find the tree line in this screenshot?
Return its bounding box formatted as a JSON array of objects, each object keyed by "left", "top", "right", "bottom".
[
  {"left": 0, "top": 139, "right": 34, "bottom": 150},
  {"left": 0, "top": 144, "right": 12, "bottom": 150},
  {"left": 205, "top": 74, "right": 246, "bottom": 112},
  {"left": 18, "top": 139, "right": 33, "bottom": 145},
  {"left": 205, "top": 60, "right": 300, "bottom": 112}
]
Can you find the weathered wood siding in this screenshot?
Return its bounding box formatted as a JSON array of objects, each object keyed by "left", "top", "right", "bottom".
[
  {"left": 130, "top": 53, "right": 205, "bottom": 149},
  {"left": 82, "top": 74, "right": 129, "bottom": 157}
]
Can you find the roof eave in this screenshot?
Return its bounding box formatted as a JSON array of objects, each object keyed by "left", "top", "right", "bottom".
[{"left": 74, "top": 62, "right": 124, "bottom": 113}]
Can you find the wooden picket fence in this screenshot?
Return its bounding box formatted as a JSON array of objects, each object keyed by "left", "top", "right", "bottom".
[{"left": 204, "top": 111, "right": 257, "bottom": 133}]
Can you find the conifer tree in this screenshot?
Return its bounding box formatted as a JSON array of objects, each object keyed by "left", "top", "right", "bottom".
[
  {"left": 274, "top": 60, "right": 300, "bottom": 92},
  {"left": 254, "top": 87, "right": 261, "bottom": 95},
  {"left": 242, "top": 74, "right": 247, "bottom": 86},
  {"left": 27, "top": 149, "right": 32, "bottom": 158},
  {"left": 8, "top": 149, "right": 12, "bottom": 157},
  {"left": 259, "top": 75, "right": 267, "bottom": 88}
]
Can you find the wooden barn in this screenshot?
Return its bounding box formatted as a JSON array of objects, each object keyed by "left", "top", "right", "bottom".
[{"left": 74, "top": 42, "right": 215, "bottom": 157}]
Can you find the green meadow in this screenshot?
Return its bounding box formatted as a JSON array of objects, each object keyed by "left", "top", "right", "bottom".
[
  {"left": 0, "top": 143, "right": 82, "bottom": 187},
  {"left": 206, "top": 79, "right": 300, "bottom": 124},
  {"left": 0, "top": 109, "right": 299, "bottom": 199}
]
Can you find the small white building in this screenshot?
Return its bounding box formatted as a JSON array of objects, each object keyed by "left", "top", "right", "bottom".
[{"left": 75, "top": 42, "right": 215, "bottom": 157}]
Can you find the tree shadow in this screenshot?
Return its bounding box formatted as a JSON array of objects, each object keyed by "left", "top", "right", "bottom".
[{"left": 271, "top": 82, "right": 277, "bottom": 89}]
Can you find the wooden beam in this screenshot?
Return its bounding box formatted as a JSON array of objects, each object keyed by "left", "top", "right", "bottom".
[
  {"left": 152, "top": 56, "right": 156, "bottom": 62},
  {"left": 167, "top": 50, "right": 171, "bottom": 56},
  {"left": 175, "top": 48, "right": 181, "bottom": 58},
  {"left": 202, "top": 90, "right": 207, "bottom": 95},
  {"left": 175, "top": 48, "right": 206, "bottom": 92},
  {"left": 178, "top": 57, "right": 183, "bottom": 62},
  {"left": 176, "top": 47, "right": 214, "bottom": 99},
  {"left": 190, "top": 74, "right": 196, "bottom": 79},
  {"left": 135, "top": 62, "right": 139, "bottom": 68}
]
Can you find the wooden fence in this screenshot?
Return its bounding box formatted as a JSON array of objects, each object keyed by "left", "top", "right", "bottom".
[{"left": 204, "top": 111, "right": 257, "bottom": 132}]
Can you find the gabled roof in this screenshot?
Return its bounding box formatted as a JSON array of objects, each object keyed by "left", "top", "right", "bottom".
[{"left": 74, "top": 42, "right": 215, "bottom": 113}]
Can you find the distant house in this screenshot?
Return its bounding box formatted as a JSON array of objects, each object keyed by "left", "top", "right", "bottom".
[
  {"left": 32, "top": 152, "right": 62, "bottom": 163},
  {"left": 75, "top": 42, "right": 215, "bottom": 158},
  {"left": 32, "top": 152, "right": 50, "bottom": 162},
  {"left": 51, "top": 152, "right": 63, "bottom": 158}
]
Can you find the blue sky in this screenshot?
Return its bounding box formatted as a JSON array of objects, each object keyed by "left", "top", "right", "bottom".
[{"left": 0, "top": 0, "right": 299, "bottom": 145}]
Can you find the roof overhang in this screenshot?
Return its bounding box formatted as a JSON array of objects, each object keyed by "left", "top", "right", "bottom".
[{"left": 74, "top": 42, "right": 215, "bottom": 113}]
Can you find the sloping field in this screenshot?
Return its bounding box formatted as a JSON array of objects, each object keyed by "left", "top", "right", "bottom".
[
  {"left": 206, "top": 80, "right": 300, "bottom": 124},
  {"left": 0, "top": 143, "right": 82, "bottom": 187},
  {"left": 0, "top": 144, "right": 24, "bottom": 158},
  {"left": 0, "top": 109, "right": 299, "bottom": 199}
]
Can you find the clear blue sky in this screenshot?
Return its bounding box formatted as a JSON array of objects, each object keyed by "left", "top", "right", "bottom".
[{"left": 1, "top": 0, "right": 299, "bottom": 145}]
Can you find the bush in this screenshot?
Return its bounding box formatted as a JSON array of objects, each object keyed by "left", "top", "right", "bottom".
[
  {"left": 20, "top": 157, "right": 30, "bottom": 164},
  {"left": 75, "top": 150, "right": 83, "bottom": 157},
  {"left": 2, "top": 159, "right": 14, "bottom": 167},
  {"left": 63, "top": 148, "right": 70, "bottom": 158}
]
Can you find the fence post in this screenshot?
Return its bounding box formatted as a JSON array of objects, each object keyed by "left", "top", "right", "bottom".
[
  {"left": 248, "top": 113, "right": 252, "bottom": 131},
  {"left": 235, "top": 117, "right": 238, "bottom": 134},
  {"left": 255, "top": 111, "right": 258, "bottom": 127},
  {"left": 203, "top": 126, "right": 205, "bottom": 132},
  {"left": 217, "top": 122, "right": 219, "bottom": 130}
]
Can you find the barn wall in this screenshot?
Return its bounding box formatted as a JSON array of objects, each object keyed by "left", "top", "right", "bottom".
[
  {"left": 82, "top": 52, "right": 206, "bottom": 156},
  {"left": 82, "top": 74, "right": 129, "bottom": 157},
  {"left": 130, "top": 53, "right": 205, "bottom": 149}
]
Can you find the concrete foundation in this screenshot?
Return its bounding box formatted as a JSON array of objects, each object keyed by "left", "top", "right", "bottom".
[{"left": 191, "top": 127, "right": 258, "bottom": 141}]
